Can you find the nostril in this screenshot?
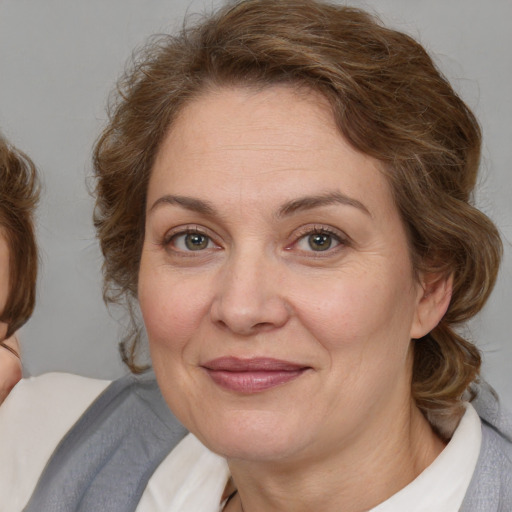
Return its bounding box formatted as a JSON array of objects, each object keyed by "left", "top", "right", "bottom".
[
  {"left": 213, "top": 317, "right": 276, "bottom": 335},
  {"left": 253, "top": 322, "right": 274, "bottom": 331},
  {"left": 215, "top": 319, "right": 228, "bottom": 330}
]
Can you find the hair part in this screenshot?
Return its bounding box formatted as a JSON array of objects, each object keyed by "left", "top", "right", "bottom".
[{"left": 93, "top": 0, "right": 502, "bottom": 418}]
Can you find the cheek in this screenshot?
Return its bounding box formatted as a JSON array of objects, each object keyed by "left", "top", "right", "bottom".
[
  {"left": 138, "top": 268, "right": 212, "bottom": 354},
  {"left": 290, "top": 265, "right": 418, "bottom": 356}
]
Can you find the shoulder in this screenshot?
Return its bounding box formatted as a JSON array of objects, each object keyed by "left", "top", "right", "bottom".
[
  {"left": 461, "top": 423, "right": 512, "bottom": 511},
  {"left": 480, "top": 418, "right": 512, "bottom": 468},
  {"left": 0, "top": 372, "right": 111, "bottom": 436},
  {"left": 461, "top": 383, "right": 512, "bottom": 511},
  {"left": 3, "top": 371, "right": 110, "bottom": 407},
  {"left": 21, "top": 371, "right": 189, "bottom": 512},
  {"left": 0, "top": 373, "right": 110, "bottom": 512}
]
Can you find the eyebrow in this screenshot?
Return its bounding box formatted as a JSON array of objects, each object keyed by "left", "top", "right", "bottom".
[
  {"left": 278, "top": 192, "right": 371, "bottom": 218},
  {"left": 149, "top": 195, "right": 215, "bottom": 215},
  {"left": 149, "top": 191, "right": 371, "bottom": 218}
]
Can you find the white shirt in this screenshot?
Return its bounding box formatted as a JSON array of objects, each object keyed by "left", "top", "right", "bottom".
[{"left": 0, "top": 373, "right": 481, "bottom": 512}]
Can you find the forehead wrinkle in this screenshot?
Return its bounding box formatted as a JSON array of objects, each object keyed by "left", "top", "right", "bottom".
[{"left": 216, "top": 142, "right": 310, "bottom": 151}]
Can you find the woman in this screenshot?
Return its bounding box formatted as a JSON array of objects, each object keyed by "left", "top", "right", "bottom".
[
  {"left": 0, "top": 1, "right": 510, "bottom": 511},
  {"left": 0, "top": 135, "right": 39, "bottom": 404}
]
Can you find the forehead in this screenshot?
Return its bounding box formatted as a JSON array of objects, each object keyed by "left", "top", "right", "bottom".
[
  {"left": 162, "top": 85, "right": 338, "bottom": 166},
  {"left": 148, "top": 85, "right": 394, "bottom": 217}
]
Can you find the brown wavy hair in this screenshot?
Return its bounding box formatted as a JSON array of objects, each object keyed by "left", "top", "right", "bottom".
[
  {"left": 0, "top": 135, "right": 39, "bottom": 343},
  {"left": 93, "top": 0, "right": 502, "bottom": 421}
]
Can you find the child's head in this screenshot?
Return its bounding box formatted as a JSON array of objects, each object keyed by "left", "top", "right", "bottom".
[{"left": 0, "top": 135, "right": 39, "bottom": 343}]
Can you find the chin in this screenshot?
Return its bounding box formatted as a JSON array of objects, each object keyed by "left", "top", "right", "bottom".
[{"left": 192, "top": 409, "right": 311, "bottom": 462}]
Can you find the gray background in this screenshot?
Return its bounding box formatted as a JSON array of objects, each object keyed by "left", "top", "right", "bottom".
[{"left": 0, "top": 0, "right": 510, "bottom": 409}]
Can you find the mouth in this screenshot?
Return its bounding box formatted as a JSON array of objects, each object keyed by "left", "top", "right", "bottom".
[{"left": 201, "top": 357, "right": 310, "bottom": 393}]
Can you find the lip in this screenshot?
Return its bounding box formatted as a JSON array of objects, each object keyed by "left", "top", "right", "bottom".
[{"left": 201, "top": 357, "right": 310, "bottom": 393}]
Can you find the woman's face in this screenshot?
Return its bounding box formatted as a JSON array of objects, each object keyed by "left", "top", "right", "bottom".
[{"left": 139, "top": 86, "right": 436, "bottom": 463}]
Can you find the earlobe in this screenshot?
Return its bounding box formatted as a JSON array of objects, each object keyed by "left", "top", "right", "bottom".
[{"left": 410, "top": 272, "right": 453, "bottom": 339}]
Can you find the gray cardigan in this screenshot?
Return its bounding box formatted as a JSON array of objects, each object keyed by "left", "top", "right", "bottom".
[
  {"left": 24, "top": 373, "right": 512, "bottom": 511},
  {"left": 460, "top": 383, "right": 512, "bottom": 511}
]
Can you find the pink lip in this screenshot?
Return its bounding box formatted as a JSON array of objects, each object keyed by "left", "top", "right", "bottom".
[{"left": 201, "top": 357, "right": 309, "bottom": 393}]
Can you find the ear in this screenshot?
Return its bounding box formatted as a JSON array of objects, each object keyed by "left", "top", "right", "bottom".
[{"left": 410, "top": 272, "right": 453, "bottom": 340}]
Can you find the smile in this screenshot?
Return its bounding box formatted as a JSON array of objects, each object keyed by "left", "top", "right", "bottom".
[{"left": 201, "top": 357, "right": 310, "bottom": 393}]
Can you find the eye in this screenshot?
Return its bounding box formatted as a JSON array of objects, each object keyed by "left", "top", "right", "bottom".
[
  {"left": 305, "top": 233, "right": 335, "bottom": 251},
  {"left": 167, "top": 230, "right": 217, "bottom": 252},
  {"left": 294, "top": 228, "right": 344, "bottom": 253}
]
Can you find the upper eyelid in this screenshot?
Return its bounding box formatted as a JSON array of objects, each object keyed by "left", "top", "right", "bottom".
[
  {"left": 158, "top": 219, "right": 235, "bottom": 246},
  {"left": 292, "top": 224, "right": 349, "bottom": 242},
  {"left": 163, "top": 224, "right": 216, "bottom": 243}
]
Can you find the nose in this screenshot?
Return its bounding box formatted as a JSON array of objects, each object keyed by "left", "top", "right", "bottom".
[{"left": 210, "top": 250, "right": 291, "bottom": 336}]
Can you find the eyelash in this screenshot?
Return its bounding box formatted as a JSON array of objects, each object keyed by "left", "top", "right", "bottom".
[{"left": 161, "top": 224, "right": 349, "bottom": 256}]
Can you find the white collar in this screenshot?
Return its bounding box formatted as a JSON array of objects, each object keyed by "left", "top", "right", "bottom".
[
  {"left": 136, "top": 433, "right": 229, "bottom": 512},
  {"left": 136, "top": 403, "right": 481, "bottom": 512}
]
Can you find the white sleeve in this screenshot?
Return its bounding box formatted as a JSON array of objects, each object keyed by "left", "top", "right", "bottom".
[{"left": 0, "top": 373, "right": 110, "bottom": 512}]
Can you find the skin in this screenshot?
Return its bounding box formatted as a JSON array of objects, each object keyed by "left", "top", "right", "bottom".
[
  {"left": 0, "top": 234, "right": 22, "bottom": 405},
  {"left": 138, "top": 85, "right": 452, "bottom": 512}
]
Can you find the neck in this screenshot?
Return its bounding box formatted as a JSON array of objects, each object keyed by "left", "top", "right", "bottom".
[{"left": 225, "top": 401, "right": 445, "bottom": 512}]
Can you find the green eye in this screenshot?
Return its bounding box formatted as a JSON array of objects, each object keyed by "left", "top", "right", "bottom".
[
  {"left": 184, "top": 233, "right": 209, "bottom": 250},
  {"left": 308, "top": 233, "right": 333, "bottom": 251},
  {"left": 168, "top": 232, "right": 213, "bottom": 251},
  {"left": 295, "top": 229, "right": 343, "bottom": 253}
]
